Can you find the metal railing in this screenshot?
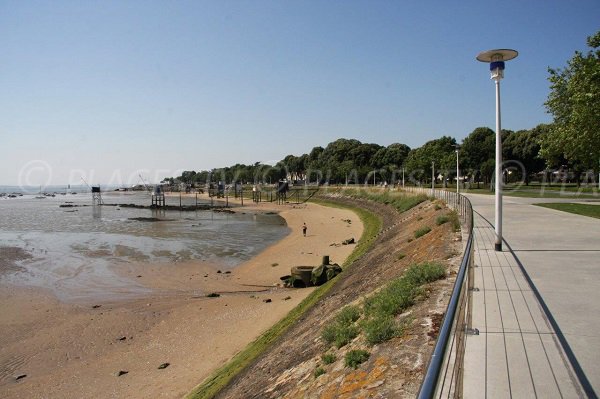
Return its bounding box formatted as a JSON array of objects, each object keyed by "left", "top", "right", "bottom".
[{"left": 400, "top": 187, "right": 474, "bottom": 398}]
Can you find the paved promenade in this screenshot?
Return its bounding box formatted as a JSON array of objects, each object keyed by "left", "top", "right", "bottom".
[{"left": 463, "top": 194, "right": 600, "bottom": 398}]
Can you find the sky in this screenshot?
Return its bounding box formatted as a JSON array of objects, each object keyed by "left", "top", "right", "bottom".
[{"left": 1, "top": 0, "right": 599, "bottom": 187}]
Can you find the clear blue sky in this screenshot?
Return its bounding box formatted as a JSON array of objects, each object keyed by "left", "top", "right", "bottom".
[{"left": 1, "top": 0, "right": 598, "bottom": 186}]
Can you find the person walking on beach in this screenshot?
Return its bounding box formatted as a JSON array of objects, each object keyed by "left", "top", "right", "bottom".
[{"left": 302, "top": 223, "right": 307, "bottom": 237}]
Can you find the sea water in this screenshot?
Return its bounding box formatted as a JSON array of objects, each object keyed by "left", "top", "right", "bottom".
[{"left": 0, "top": 190, "right": 289, "bottom": 302}]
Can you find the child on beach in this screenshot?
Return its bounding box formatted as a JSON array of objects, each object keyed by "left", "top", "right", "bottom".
[{"left": 302, "top": 223, "right": 307, "bottom": 237}]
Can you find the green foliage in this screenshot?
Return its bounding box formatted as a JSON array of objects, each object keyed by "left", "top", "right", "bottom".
[
  {"left": 404, "top": 136, "right": 458, "bottom": 183},
  {"left": 436, "top": 215, "right": 449, "bottom": 225},
  {"left": 362, "top": 315, "right": 400, "bottom": 345},
  {"left": 333, "top": 325, "right": 359, "bottom": 348},
  {"left": 434, "top": 204, "right": 442, "bottom": 210},
  {"left": 414, "top": 226, "right": 432, "bottom": 238},
  {"left": 534, "top": 203, "right": 600, "bottom": 219},
  {"left": 542, "top": 30, "right": 600, "bottom": 171},
  {"left": 364, "top": 262, "right": 445, "bottom": 319},
  {"left": 321, "top": 353, "right": 336, "bottom": 365},
  {"left": 337, "top": 305, "right": 361, "bottom": 325},
  {"left": 449, "top": 211, "right": 461, "bottom": 232},
  {"left": 322, "top": 306, "right": 360, "bottom": 348},
  {"left": 314, "top": 367, "right": 326, "bottom": 378},
  {"left": 397, "top": 252, "right": 406, "bottom": 260},
  {"left": 343, "top": 189, "right": 427, "bottom": 213},
  {"left": 403, "top": 262, "right": 446, "bottom": 285},
  {"left": 345, "top": 350, "right": 370, "bottom": 369}
]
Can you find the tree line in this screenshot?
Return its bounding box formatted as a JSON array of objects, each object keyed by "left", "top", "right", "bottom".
[{"left": 164, "top": 31, "right": 599, "bottom": 189}]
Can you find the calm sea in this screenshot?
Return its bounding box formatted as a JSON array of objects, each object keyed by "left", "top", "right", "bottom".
[{"left": 0, "top": 188, "right": 289, "bottom": 302}]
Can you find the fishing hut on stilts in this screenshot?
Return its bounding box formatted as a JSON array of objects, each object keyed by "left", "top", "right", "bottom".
[
  {"left": 92, "top": 186, "right": 103, "bottom": 205},
  {"left": 152, "top": 185, "right": 165, "bottom": 208}
]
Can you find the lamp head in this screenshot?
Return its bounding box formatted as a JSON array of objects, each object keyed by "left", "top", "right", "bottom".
[{"left": 476, "top": 49, "right": 518, "bottom": 81}]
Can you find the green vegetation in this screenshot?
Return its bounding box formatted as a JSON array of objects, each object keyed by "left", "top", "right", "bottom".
[
  {"left": 534, "top": 203, "right": 600, "bottom": 219},
  {"left": 414, "top": 226, "right": 431, "bottom": 238},
  {"left": 314, "top": 367, "right": 326, "bottom": 378},
  {"left": 435, "top": 215, "right": 449, "bottom": 225},
  {"left": 364, "top": 262, "right": 445, "bottom": 319},
  {"left": 397, "top": 252, "right": 406, "bottom": 260},
  {"left": 337, "top": 305, "right": 361, "bottom": 325},
  {"left": 185, "top": 200, "right": 381, "bottom": 399},
  {"left": 321, "top": 262, "right": 446, "bottom": 355},
  {"left": 340, "top": 188, "right": 428, "bottom": 213},
  {"left": 322, "top": 304, "right": 362, "bottom": 348},
  {"left": 449, "top": 211, "right": 461, "bottom": 232},
  {"left": 344, "top": 350, "right": 370, "bottom": 369},
  {"left": 321, "top": 353, "right": 336, "bottom": 365},
  {"left": 542, "top": 31, "right": 600, "bottom": 173},
  {"left": 362, "top": 315, "right": 401, "bottom": 345}
]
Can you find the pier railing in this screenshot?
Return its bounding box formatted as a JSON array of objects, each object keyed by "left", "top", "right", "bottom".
[{"left": 401, "top": 187, "right": 474, "bottom": 398}]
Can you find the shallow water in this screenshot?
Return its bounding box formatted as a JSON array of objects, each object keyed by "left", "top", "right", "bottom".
[{"left": 0, "top": 191, "right": 289, "bottom": 302}]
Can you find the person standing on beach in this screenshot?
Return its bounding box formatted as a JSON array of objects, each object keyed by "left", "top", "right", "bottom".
[{"left": 302, "top": 223, "right": 307, "bottom": 237}]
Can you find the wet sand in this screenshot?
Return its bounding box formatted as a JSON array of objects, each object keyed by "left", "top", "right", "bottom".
[{"left": 0, "top": 201, "right": 363, "bottom": 399}]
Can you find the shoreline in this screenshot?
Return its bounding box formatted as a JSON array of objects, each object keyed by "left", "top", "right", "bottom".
[{"left": 0, "top": 201, "right": 363, "bottom": 398}]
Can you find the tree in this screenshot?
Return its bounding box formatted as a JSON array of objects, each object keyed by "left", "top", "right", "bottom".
[
  {"left": 405, "top": 136, "right": 457, "bottom": 185},
  {"left": 460, "top": 127, "right": 495, "bottom": 187},
  {"left": 503, "top": 125, "right": 547, "bottom": 185},
  {"left": 541, "top": 30, "right": 600, "bottom": 178}
]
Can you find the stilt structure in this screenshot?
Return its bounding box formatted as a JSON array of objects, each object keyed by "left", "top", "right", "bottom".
[
  {"left": 91, "top": 186, "right": 103, "bottom": 205},
  {"left": 152, "top": 185, "right": 165, "bottom": 208}
]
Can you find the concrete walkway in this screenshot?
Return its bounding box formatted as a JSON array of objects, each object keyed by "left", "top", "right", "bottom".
[{"left": 463, "top": 194, "right": 600, "bottom": 398}]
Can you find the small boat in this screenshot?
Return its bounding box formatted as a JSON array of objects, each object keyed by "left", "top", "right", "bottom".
[{"left": 35, "top": 186, "right": 46, "bottom": 199}]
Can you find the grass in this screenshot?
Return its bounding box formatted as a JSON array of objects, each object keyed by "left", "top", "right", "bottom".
[
  {"left": 185, "top": 198, "right": 381, "bottom": 399},
  {"left": 344, "top": 350, "right": 370, "bottom": 369},
  {"left": 320, "top": 262, "right": 447, "bottom": 352},
  {"left": 338, "top": 188, "right": 428, "bottom": 213},
  {"left": 363, "top": 262, "right": 445, "bottom": 319},
  {"left": 321, "top": 353, "right": 336, "bottom": 364},
  {"left": 362, "top": 315, "right": 400, "bottom": 345},
  {"left": 459, "top": 186, "right": 599, "bottom": 199},
  {"left": 314, "top": 367, "right": 326, "bottom": 378},
  {"left": 435, "top": 215, "right": 449, "bottom": 225},
  {"left": 322, "top": 304, "right": 362, "bottom": 348},
  {"left": 449, "top": 211, "right": 461, "bottom": 232},
  {"left": 534, "top": 203, "right": 600, "bottom": 219},
  {"left": 397, "top": 252, "right": 406, "bottom": 260},
  {"left": 414, "top": 226, "right": 432, "bottom": 238}
]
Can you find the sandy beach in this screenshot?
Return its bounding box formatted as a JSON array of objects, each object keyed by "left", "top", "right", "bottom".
[{"left": 0, "top": 201, "right": 363, "bottom": 399}]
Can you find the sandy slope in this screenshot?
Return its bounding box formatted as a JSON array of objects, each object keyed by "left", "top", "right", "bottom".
[{"left": 0, "top": 201, "right": 362, "bottom": 399}]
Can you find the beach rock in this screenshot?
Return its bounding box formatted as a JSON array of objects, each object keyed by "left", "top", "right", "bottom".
[
  {"left": 136, "top": 275, "right": 142, "bottom": 278},
  {"left": 158, "top": 362, "right": 170, "bottom": 369},
  {"left": 263, "top": 298, "right": 272, "bottom": 303},
  {"left": 342, "top": 238, "right": 355, "bottom": 245},
  {"left": 206, "top": 293, "right": 220, "bottom": 298},
  {"left": 117, "top": 336, "right": 127, "bottom": 341},
  {"left": 116, "top": 370, "right": 128, "bottom": 377},
  {"left": 225, "top": 271, "right": 231, "bottom": 274},
  {"left": 283, "top": 296, "right": 291, "bottom": 301},
  {"left": 15, "top": 374, "right": 27, "bottom": 381},
  {"left": 217, "top": 270, "right": 222, "bottom": 274},
  {"left": 92, "top": 305, "right": 101, "bottom": 309}
]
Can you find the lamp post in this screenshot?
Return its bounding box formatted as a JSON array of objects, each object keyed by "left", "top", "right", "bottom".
[
  {"left": 477, "top": 49, "right": 518, "bottom": 251},
  {"left": 431, "top": 161, "right": 435, "bottom": 197},
  {"left": 455, "top": 145, "right": 460, "bottom": 194}
]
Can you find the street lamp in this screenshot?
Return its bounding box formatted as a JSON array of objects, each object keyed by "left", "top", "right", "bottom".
[
  {"left": 476, "top": 49, "right": 518, "bottom": 251},
  {"left": 431, "top": 161, "right": 435, "bottom": 197},
  {"left": 455, "top": 145, "right": 460, "bottom": 194}
]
